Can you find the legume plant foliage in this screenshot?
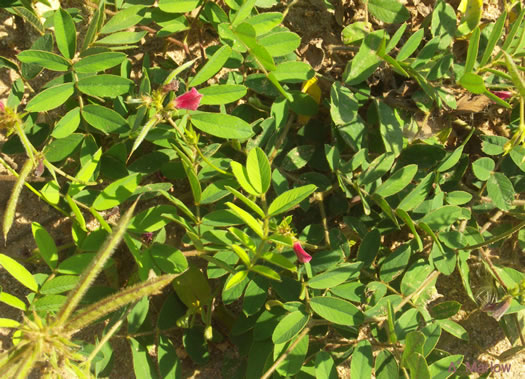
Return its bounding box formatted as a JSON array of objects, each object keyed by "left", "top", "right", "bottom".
[{"left": 1, "top": 0, "right": 525, "bottom": 378}]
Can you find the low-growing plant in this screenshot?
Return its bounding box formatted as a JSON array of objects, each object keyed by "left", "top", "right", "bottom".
[{"left": 0, "top": 0, "right": 525, "bottom": 378}]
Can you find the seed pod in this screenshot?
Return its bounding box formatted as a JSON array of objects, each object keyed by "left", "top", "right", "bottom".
[{"left": 3, "top": 159, "right": 33, "bottom": 243}]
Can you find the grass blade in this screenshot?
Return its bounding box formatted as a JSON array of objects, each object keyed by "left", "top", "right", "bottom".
[
  {"left": 3, "top": 159, "right": 33, "bottom": 243},
  {"left": 55, "top": 199, "right": 139, "bottom": 326}
]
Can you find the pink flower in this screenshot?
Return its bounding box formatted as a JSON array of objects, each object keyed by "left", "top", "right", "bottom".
[
  {"left": 174, "top": 88, "right": 202, "bottom": 110},
  {"left": 491, "top": 90, "right": 512, "bottom": 100},
  {"left": 293, "top": 241, "right": 312, "bottom": 263},
  {"left": 0, "top": 101, "right": 4, "bottom": 112}
]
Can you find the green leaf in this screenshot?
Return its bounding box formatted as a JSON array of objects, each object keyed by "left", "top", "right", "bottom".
[
  {"left": 225, "top": 270, "right": 249, "bottom": 291},
  {"left": 199, "top": 84, "right": 247, "bottom": 105},
  {"left": 272, "top": 310, "right": 309, "bottom": 344},
  {"left": 342, "top": 21, "right": 369, "bottom": 45},
  {"left": 34, "top": 294, "right": 67, "bottom": 312},
  {"left": 457, "top": 0, "right": 483, "bottom": 36},
  {"left": 159, "top": 0, "right": 200, "bottom": 13},
  {"left": 430, "top": 301, "right": 461, "bottom": 319},
  {"left": 82, "top": 3, "right": 103, "bottom": 51},
  {"left": 397, "top": 172, "right": 434, "bottom": 211},
  {"left": 481, "top": 135, "right": 508, "bottom": 155},
  {"left": 82, "top": 104, "right": 129, "bottom": 134},
  {"left": 281, "top": 145, "right": 315, "bottom": 171},
  {"left": 357, "top": 229, "right": 380, "bottom": 266},
  {"left": 368, "top": 0, "right": 410, "bottom": 24},
  {"left": 438, "top": 136, "right": 469, "bottom": 172},
  {"left": 375, "top": 350, "right": 399, "bottom": 379},
  {"left": 0, "top": 253, "right": 38, "bottom": 292},
  {"left": 129, "top": 338, "right": 158, "bottom": 379},
  {"left": 351, "top": 340, "right": 373, "bottom": 379},
  {"left": 32, "top": 222, "right": 58, "bottom": 269},
  {"left": 431, "top": 1, "right": 456, "bottom": 49},
  {"left": 77, "top": 74, "right": 133, "bottom": 98},
  {"left": 315, "top": 351, "right": 338, "bottom": 379},
  {"left": 486, "top": 172, "right": 514, "bottom": 210},
  {"left": 12, "top": 6, "right": 45, "bottom": 35},
  {"left": 0, "top": 291, "right": 27, "bottom": 311},
  {"left": 245, "top": 12, "right": 283, "bottom": 35},
  {"left": 458, "top": 72, "right": 485, "bottom": 94},
  {"left": 234, "top": 23, "right": 276, "bottom": 71},
  {"left": 92, "top": 174, "right": 141, "bottom": 210},
  {"left": 503, "top": 50, "right": 525, "bottom": 98},
  {"left": 54, "top": 8, "right": 77, "bottom": 59},
  {"left": 100, "top": 5, "right": 146, "bottom": 34},
  {"left": 420, "top": 205, "right": 464, "bottom": 231},
  {"left": 261, "top": 252, "right": 296, "bottom": 272},
  {"left": 191, "top": 111, "right": 253, "bottom": 139},
  {"left": 26, "top": 83, "right": 74, "bottom": 112},
  {"left": 480, "top": 11, "right": 506, "bottom": 66},
  {"left": 226, "top": 202, "right": 264, "bottom": 238},
  {"left": 510, "top": 145, "right": 525, "bottom": 172},
  {"left": 267, "top": 184, "right": 317, "bottom": 217},
  {"left": 308, "top": 263, "right": 362, "bottom": 289},
  {"left": 464, "top": 27, "right": 480, "bottom": 74},
  {"left": 430, "top": 242, "right": 456, "bottom": 275},
  {"left": 406, "top": 353, "right": 430, "bottom": 379},
  {"left": 400, "top": 260, "right": 434, "bottom": 297},
  {"left": 377, "top": 101, "right": 403, "bottom": 156},
  {"left": 402, "top": 331, "right": 425, "bottom": 369},
  {"left": 397, "top": 29, "right": 424, "bottom": 61},
  {"left": 45, "top": 133, "right": 84, "bottom": 162},
  {"left": 231, "top": 161, "right": 259, "bottom": 196},
  {"left": 272, "top": 61, "right": 313, "bottom": 83},
  {"left": 225, "top": 186, "right": 265, "bottom": 217},
  {"left": 309, "top": 296, "right": 364, "bottom": 326},
  {"left": 428, "top": 355, "right": 463, "bottom": 379},
  {"left": 375, "top": 164, "right": 417, "bottom": 197},
  {"left": 189, "top": 45, "right": 232, "bottom": 87},
  {"left": 395, "top": 209, "right": 423, "bottom": 251},
  {"left": 446, "top": 191, "right": 472, "bottom": 205},
  {"left": 40, "top": 275, "right": 78, "bottom": 295},
  {"left": 380, "top": 243, "right": 411, "bottom": 282},
  {"left": 52, "top": 107, "right": 81, "bottom": 138},
  {"left": 74, "top": 52, "right": 127, "bottom": 73},
  {"left": 232, "top": 0, "right": 257, "bottom": 28},
  {"left": 246, "top": 147, "right": 271, "bottom": 195},
  {"left": 17, "top": 50, "right": 70, "bottom": 71},
  {"left": 359, "top": 153, "right": 395, "bottom": 185},
  {"left": 330, "top": 81, "right": 358, "bottom": 125},
  {"left": 95, "top": 31, "right": 148, "bottom": 45},
  {"left": 127, "top": 296, "right": 149, "bottom": 333},
  {"left": 158, "top": 335, "right": 181, "bottom": 378},
  {"left": 252, "top": 265, "right": 281, "bottom": 281},
  {"left": 231, "top": 244, "right": 251, "bottom": 266},
  {"left": 259, "top": 31, "right": 301, "bottom": 57},
  {"left": 0, "top": 318, "right": 20, "bottom": 328},
  {"left": 437, "top": 319, "right": 468, "bottom": 341},
  {"left": 274, "top": 332, "right": 309, "bottom": 376}
]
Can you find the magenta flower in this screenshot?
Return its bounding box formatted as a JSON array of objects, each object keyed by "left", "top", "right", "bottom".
[
  {"left": 482, "top": 296, "right": 512, "bottom": 321},
  {"left": 0, "top": 101, "right": 4, "bottom": 112},
  {"left": 491, "top": 90, "right": 512, "bottom": 100},
  {"left": 174, "top": 88, "right": 203, "bottom": 110},
  {"left": 293, "top": 241, "right": 312, "bottom": 263}
]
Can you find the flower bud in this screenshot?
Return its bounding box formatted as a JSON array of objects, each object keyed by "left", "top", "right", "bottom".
[
  {"left": 293, "top": 241, "right": 312, "bottom": 263},
  {"left": 173, "top": 88, "right": 203, "bottom": 110}
]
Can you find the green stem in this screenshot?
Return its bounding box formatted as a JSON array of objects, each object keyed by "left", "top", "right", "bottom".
[
  {"left": 195, "top": 145, "right": 232, "bottom": 176},
  {"left": 460, "top": 220, "right": 525, "bottom": 251}
]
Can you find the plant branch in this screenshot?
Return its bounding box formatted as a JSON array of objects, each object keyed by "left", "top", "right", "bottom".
[{"left": 261, "top": 326, "right": 310, "bottom": 379}]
